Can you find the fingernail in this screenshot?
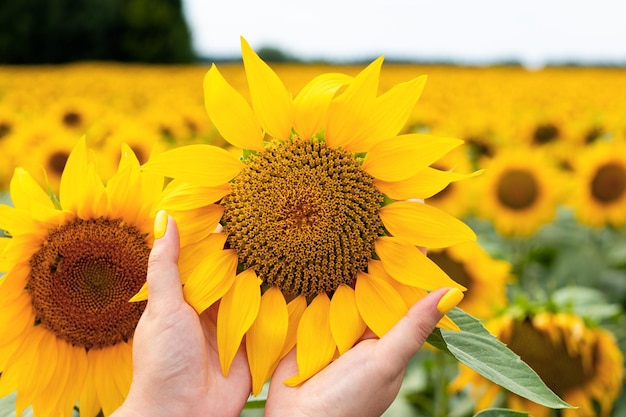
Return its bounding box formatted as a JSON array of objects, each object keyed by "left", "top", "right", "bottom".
[
  {"left": 154, "top": 210, "right": 168, "bottom": 239},
  {"left": 437, "top": 288, "right": 464, "bottom": 314}
]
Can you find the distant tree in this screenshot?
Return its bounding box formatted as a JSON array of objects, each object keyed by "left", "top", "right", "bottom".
[
  {"left": 0, "top": 0, "right": 195, "bottom": 64},
  {"left": 257, "top": 46, "right": 299, "bottom": 63}
]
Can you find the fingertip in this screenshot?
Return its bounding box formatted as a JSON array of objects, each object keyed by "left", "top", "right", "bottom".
[{"left": 146, "top": 213, "right": 182, "bottom": 305}]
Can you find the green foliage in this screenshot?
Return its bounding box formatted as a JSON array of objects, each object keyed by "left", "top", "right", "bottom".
[
  {"left": 0, "top": 0, "right": 194, "bottom": 64},
  {"left": 426, "top": 308, "right": 572, "bottom": 410}
]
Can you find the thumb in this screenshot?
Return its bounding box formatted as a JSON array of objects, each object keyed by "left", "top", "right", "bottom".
[
  {"left": 377, "top": 287, "right": 463, "bottom": 365},
  {"left": 146, "top": 210, "right": 182, "bottom": 311}
]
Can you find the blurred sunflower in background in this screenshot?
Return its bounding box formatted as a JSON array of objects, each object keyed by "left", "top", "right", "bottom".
[
  {"left": 427, "top": 240, "right": 512, "bottom": 319},
  {"left": 0, "top": 138, "right": 166, "bottom": 417},
  {"left": 141, "top": 37, "right": 477, "bottom": 395},
  {"left": 452, "top": 308, "right": 624, "bottom": 417},
  {"left": 567, "top": 139, "right": 626, "bottom": 228},
  {"left": 474, "top": 146, "right": 567, "bottom": 237}
]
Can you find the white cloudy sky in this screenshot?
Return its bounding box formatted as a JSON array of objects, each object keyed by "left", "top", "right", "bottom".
[{"left": 182, "top": 0, "right": 626, "bottom": 66}]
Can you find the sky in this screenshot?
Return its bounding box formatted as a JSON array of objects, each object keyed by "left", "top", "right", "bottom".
[{"left": 182, "top": 0, "right": 626, "bottom": 67}]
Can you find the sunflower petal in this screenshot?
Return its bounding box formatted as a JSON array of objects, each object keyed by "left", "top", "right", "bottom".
[
  {"left": 375, "top": 167, "right": 482, "bottom": 200},
  {"left": 380, "top": 200, "right": 476, "bottom": 248},
  {"left": 278, "top": 295, "right": 307, "bottom": 359},
  {"left": 437, "top": 314, "right": 460, "bottom": 331},
  {"left": 58, "top": 137, "right": 107, "bottom": 218},
  {"left": 362, "top": 134, "right": 463, "bottom": 182},
  {"left": 367, "top": 259, "right": 429, "bottom": 307},
  {"left": 91, "top": 348, "right": 125, "bottom": 416},
  {"left": 182, "top": 249, "right": 239, "bottom": 313},
  {"left": 329, "top": 284, "right": 366, "bottom": 355},
  {"left": 9, "top": 168, "right": 55, "bottom": 213},
  {"left": 283, "top": 293, "right": 336, "bottom": 386},
  {"left": 325, "top": 57, "right": 383, "bottom": 151},
  {"left": 374, "top": 236, "right": 466, "bottom": 290},
  {"left": 241, "top": 37, "right": 293, "bottom": 140},
  {"left": 142, "top": 145, "right": 243, "bottom": 187},
  {"left": 293, "top": 73, "right": 352, "bottom": 140},
  {"left": 204, "top": 63, "right": 265, "bottom": 151},
  {"left": 246, "top": 287, "right": 288, "bottom": 396},
  {"left": 367, "top": 75, "right": 428, "bottom": 141},
  {"left": 217, "top": 269, "right": 262, "bottom": 376},
  {"left": 355, "top": 272, "right": 408, "bottom": 337},
  {"left": 170, "top": 205, "right": 225, "bottom": 248},
  {"left": 159, "top": 179, "right": 230, "bottom": 211},
  {"left": 177, "top": 232, "right": 228, "bottom": 279},
  {"left": 78, "top": 355, "right": 101, "bottom": 417}
]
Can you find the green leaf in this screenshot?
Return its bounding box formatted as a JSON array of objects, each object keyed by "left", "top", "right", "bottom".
[
  {"left": 426, "top": 308, "right": 573, "bottom": 410},
  {"left": 473, "top": 408, "right": 530, "bottom": 417},
  {"left": 243, "top": 399, "right": 266, "bottom": 409}
]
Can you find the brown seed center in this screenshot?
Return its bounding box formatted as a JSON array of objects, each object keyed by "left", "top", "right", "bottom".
[
  {"left": 28, "top": 217, "right": 150, "bottom": 350},
  {"left": 591, "top": 162, "right": 626, "bottom": 204},
  {"left": 496, "top": 169, "right": 539, "bottom": 210},
  {"left": 223, "top": 139, "right": 384, "bottom": 297}
]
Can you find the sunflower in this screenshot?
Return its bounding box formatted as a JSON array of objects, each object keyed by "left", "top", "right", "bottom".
[
  {"left": 0, "top": 138, "right": 167, "bottom": 417},
  {"left": 426, "top": 241, "right": 511, "bottom": 319},
  {"left": 567, "top": 139, "right": 626, "bottom": 228},
  {"left": 142, "top": 37, "right": 477, "bottom": 395},
  {"left": 474, "top": 146, "right": 566, "bottom": 237},
  {"left": 451, "top": 311, "right": 624, "bottom": 417}
]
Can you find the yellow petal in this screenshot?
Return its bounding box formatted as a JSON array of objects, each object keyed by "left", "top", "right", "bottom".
[
  {"left": 375, "top": 167, "right": 482, "bottom": 200},
  {"left": 329, "top": 284, "right": 367, "bottom": 355},
  {"left": 91, "top": 348, "right": 125, "bottom": 416},
  {"left": 170, "top": 205, "right": 225, "bottom": 248},
  {"left": 325, "top": 57, "right": 383, "bottom": 151},
  {"left": 362, "top": 134, "right": 463, "bottom": 182},
  {"left": 0, "top": 205, "right": 41, "bottom": 236},
  {"left": 106, "top": 149, "right": 143, "bottom": 222},
  {"left": 177, "top": 232, "right": 228, "bottom": 279},
  {"left": 159, "top": 179, "right": 231, "bottom": 211},
  {"left": 379, "top": 200, "right": 476, "bottom": 248},
  {"left": 204, "top": 63, "right": 264, "bottom": 151},
  {"left": 217, "top": 269, "right": 262, "bottom": 376},
  {"left": 58, "top": 137, "right": 107, "bottom": 218},
  {"left": 246, "top": 287, "right": 288, "bottom": 396},
  {"left": 283, "top": 293, "right": 336, "bottom": 386},
  {"left": 367, "top": 259, "right": 429, "bottom": 307},
  {"left": 374, "top": 236, "right": 465, "bottom": 290},
  {"left": 367, "top": 75, "right": 428, "bottom": 141},
  {"left": 278, "top": 295, "right": 307, "bottom": 359},
  {"left": 183, "top": 249, "right": 239, "bottom": 313},
  {"left": 241, "top": 37, "right": 293, "bottom": 140},
  {"left": 59, "top": 136, "right": 88, "bottom": 213},
  {"left": 437, "top": 314, "right": 460, "bottom": 331},
  {"left": 293, "top": 73, "right": 352, "bottom": 140},
  {"left": 142, "top": 145, "right": 243, "bottom": 187},
  {"left": 355, "top": 271, "right": 407, "bottom": 337},
  {"left": 78, "top": 356, "right": 101, "bottom": 417},
  {"left": 9, "top": 168, "right": 55, "bottom": 213}
]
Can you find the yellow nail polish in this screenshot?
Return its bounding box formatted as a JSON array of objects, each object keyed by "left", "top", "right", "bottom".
[
  {"left": 153, "top": 210, "right": 168, "bottom": 239},
  {"left": 437, "top": 287, "right": 464, "bottom": 314}
]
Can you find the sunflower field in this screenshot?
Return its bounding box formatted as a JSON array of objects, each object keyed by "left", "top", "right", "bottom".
[{"left": 1, "top": 59, "right": 626, "bottom": 417}]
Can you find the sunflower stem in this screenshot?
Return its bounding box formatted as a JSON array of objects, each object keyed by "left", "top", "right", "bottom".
[{"left": 433, "top": 351, "right": 450, "bottom": 417}]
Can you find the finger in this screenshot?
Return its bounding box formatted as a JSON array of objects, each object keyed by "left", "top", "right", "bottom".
[
  {"left": 268, "top": 348, "right": 299, "bottom": 389},
  {"left": 146, "top": 210, "right": 182, "bottom": 310},
  {"left": 377, "top": 287, "right": 462, "bottom": 365}
]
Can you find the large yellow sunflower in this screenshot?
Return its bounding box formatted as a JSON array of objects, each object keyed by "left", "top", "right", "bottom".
[
  {"left": 451, "top": 311, "right": 624, "bottom": 417},
  {"left": 142, "top": 38, "right": 477, "bottom": 395},
  {"left": 567, "top": 139, "right": 626, "bottom": 228},
  {"left": 0, "top": 138, "right": 166, "bottom": 417},
  {"left": 474, "top": 146, "right": 567, "bottom": 237}
]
